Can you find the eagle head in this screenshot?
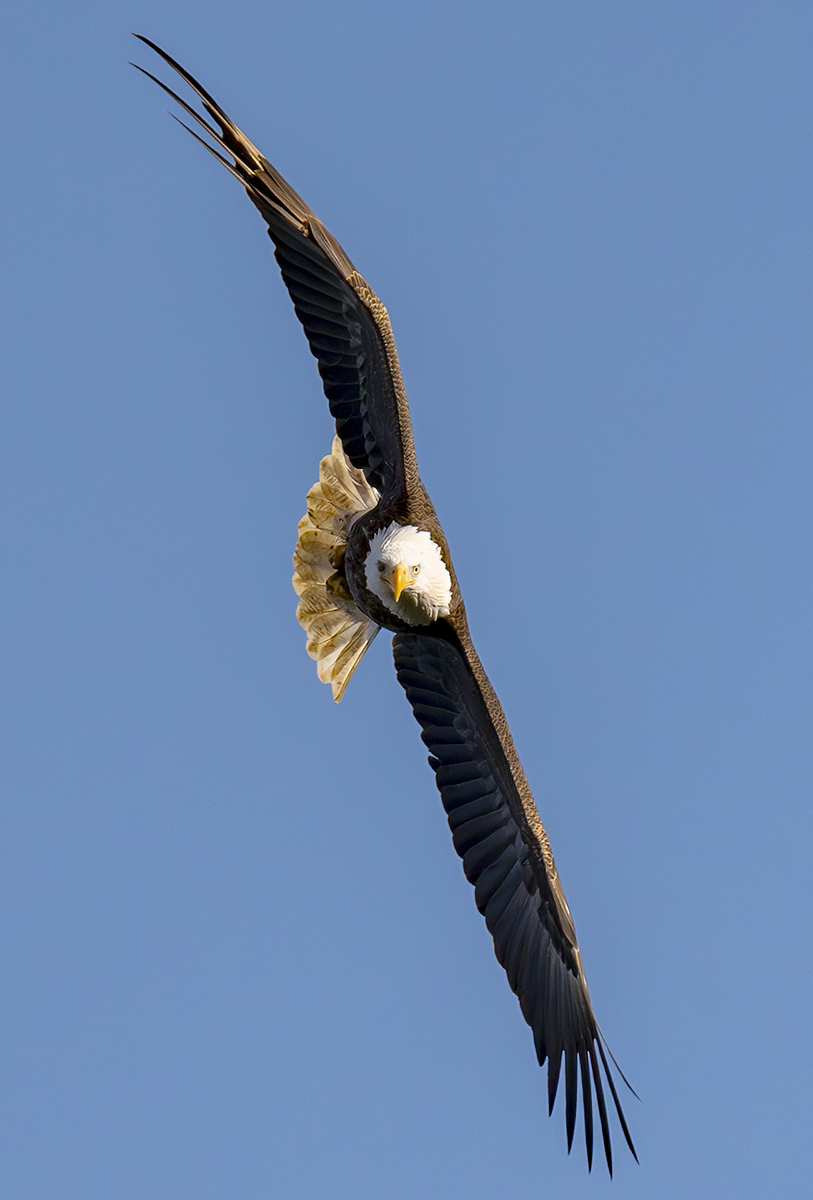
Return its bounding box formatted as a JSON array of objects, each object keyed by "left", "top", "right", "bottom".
[{"left": 365, "top": 522, "right": 452, "bottom": 626}]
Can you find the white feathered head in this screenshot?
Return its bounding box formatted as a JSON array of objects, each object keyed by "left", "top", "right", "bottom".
[{"left": 365, "top": 522, "right": 452, "bottom": 626}]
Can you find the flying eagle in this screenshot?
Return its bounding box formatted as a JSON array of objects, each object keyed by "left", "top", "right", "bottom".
[{"left": 135, "top": 36, "right": 637, "bottom": 1174}]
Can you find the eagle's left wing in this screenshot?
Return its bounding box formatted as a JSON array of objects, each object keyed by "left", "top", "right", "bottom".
[{"left": 392, "top": 627, "right": 636, "bottom": 1174}]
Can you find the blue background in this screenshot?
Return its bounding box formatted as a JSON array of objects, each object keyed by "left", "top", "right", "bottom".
[{"left": 3, "top": 3, "right": 811, "bottom": 1196}]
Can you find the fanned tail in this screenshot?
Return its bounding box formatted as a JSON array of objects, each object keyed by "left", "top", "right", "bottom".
[{"left": 292, "top": 438, "right": 380, "bottom": 701}]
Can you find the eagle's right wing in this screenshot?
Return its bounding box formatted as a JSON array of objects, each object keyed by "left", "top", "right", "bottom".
[{"left": 134, "top": 36, "right": 418, "bottom": 499}]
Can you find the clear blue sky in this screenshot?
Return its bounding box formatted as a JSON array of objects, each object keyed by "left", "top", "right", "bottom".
[{"left": 3, "top": 2, "right": 811, "bottom": 1197}]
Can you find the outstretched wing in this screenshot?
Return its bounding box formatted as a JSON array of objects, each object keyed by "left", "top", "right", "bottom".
[
  {"left": 393, "top": 628, "right": 636, "bottom": 1174},
  {"left": 133, "top": 36, "right": 417, "bottom": 498}
]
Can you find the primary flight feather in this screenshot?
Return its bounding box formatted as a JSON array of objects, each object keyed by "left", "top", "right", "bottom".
[{"left": 135, "top": 35, "right": 637, "bottom": 1173}]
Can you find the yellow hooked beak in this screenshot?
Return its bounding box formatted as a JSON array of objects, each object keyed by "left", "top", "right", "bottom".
[{"left": 390, "top": 562, "right": 410, "bottom": 602}]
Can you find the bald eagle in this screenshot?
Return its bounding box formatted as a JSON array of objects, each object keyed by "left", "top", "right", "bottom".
[{"left": 135, "top": 36, "right": 637, "bottom": 1174}]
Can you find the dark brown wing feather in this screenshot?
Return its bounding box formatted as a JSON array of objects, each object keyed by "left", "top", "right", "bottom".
[
  {"left": 393, "top": 627, "right": 636, "bottom": 1174},
  {"left": 133, "top": 35, "right": 417, "bottom": 498}
]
